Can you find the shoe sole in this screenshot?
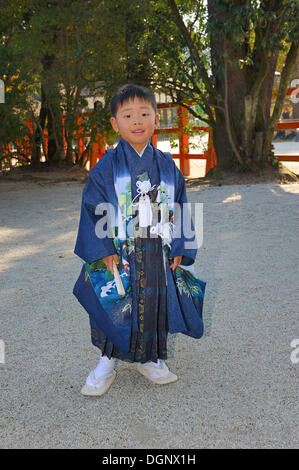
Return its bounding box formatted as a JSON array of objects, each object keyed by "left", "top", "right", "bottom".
[
  {"left": 136, "top": 364, "right": 178, "bottom": 384},
  {"left": 81, "top": 370, "right": 117, "bottom": 396}
]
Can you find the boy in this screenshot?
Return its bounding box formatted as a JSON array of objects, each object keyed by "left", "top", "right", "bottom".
[{"left": 73, "top": 84, "right": 204, "bottom": 397}]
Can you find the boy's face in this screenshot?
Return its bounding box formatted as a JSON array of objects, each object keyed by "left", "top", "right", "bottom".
[{"left": 110, "top": 97, "right": 159, "bottom": 153}]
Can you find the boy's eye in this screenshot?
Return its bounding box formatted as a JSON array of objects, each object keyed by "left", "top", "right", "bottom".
[{"left": 122, "top": 112, "right": 149, "bottom": 118}]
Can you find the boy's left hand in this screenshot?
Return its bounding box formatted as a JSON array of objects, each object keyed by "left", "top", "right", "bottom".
[{"left": 169, "top": 255, "right": 182, "bottom": 271}]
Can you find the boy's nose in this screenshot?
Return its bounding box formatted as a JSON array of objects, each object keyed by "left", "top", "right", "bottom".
[{"left": 133, "top": 115, "right": 142, "bottom": 124}]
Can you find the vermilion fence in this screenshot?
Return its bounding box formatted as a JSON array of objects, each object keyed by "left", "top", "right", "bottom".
[
  {"left": 152, "top": 103, "right": 216, "bottom": 177},
  {"left": 3, "top": 104, "right": 299, "bottom": 177}
]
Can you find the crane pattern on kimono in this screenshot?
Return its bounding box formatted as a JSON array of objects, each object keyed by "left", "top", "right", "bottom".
[
  {"left": 131, "top": 178, "right": 156, "bottom": 227},
  {"left": 131, "top": 173, "right": 175, "bottom": 247}
]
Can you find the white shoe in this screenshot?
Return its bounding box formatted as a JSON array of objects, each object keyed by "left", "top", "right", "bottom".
[
  {"left": 81, "top": 370, "right": 117, "bottom": 396},
  {"left": 137, "top": 360, "right": 178, "bottom": 385}
]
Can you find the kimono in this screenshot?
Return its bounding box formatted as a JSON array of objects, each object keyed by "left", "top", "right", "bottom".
[{"left": 73, "top": 137, "right": 206, "bottom": 363}]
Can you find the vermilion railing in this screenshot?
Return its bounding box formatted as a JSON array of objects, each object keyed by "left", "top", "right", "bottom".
[
  {"left": 3, "top": 103, "right": 299, "bottom": 177},
  {"left": 152, "top": 103, "right": 216, "bottom": 177}
]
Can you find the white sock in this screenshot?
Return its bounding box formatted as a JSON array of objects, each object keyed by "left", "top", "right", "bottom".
[
  {"left": 86, "top": 355, "right": 116, "bottom": 387},
  {"left": 142, "top": 359, "right": 170, "bottom": 378},
  {"left": 94, "top": 355, "right": 116, "bottom": 378}
]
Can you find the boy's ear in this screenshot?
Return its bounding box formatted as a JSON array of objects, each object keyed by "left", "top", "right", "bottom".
[{"left": 110, "top": 116, "right": 118, "bottom": 133}]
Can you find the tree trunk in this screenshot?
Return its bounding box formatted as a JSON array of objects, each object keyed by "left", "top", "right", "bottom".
[
  {"left": 208, "top": 0, "right": 248, "bottom": 169},
  {"left": 31, "top": 84, "right": 48, "bottom": 167},
  {"left": 64, "top": 127, "right": 74, "bottom": 166},
  {"left": 124, "top": 3, "right": 151, "bottom": 87},
  {"left": 47, "top": 100, "right": 64, "bottom": 165},
  {"left": 40, "top": 49, "right": 65, "bottom": 166},
  {"left": 207, "top": 0, "right": 299, "bottom": 171},
  {"left": 31, "top": 122, "right": 41, "bottom": 167}
]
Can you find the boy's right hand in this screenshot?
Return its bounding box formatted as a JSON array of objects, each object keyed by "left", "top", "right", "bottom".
[{"left": 103, "top": 253, "right": 119, "bottom": 275}]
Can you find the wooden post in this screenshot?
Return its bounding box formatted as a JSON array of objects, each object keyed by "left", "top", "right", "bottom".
[
  {"left": 6, "top": 143, "right": 12, "bottom": 167},
  {"left": 98, "top": 134, "right": 106, "bottom": 159},
  {"left": 77, "top": 135, "right": 85, "bottom": 157},
  {"left": 178, "top": 106, "right": 190, "bottom": 176},
  {"left": 24, "top": 120, "right": 33, "bottom": 160},
  {"left": 75, "top": 115, "right": 85, "bottom": 162},
  {"left": 44, "top": 129, "right": 48, "bottom": 155},
  {"left": 205, "top": 128, "right": 217, "bottom": 175},
  {"left": 62, "top": 116, "right": 67, "bottom": 156},
  {"left": 90, "top": 140, "right": 99, "bottom": 170}
]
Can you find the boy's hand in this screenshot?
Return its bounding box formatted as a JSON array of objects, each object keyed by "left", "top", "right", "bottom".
[
  {"left": 169, "top": 255, "right": 182, "bottom": 271},
  {"left": 103, "top": 254, "right": 119, "bottom": 275}
]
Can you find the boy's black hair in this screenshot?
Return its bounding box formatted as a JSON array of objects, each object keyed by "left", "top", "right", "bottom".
[{"left": 110, "top": 84, "right": 157, "bottom": 117}]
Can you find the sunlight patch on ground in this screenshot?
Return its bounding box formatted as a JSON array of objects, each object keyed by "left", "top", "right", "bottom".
[
  {"left": 221, "top": 194, "right": 242, "bottom": 204},
  {"left": 0, "top": 227, "right": 33, "bottom": 243}
]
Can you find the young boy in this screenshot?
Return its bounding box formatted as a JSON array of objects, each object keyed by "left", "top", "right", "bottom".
[{"left": 73, "top": 84, "right": 204, "bottom": 397}]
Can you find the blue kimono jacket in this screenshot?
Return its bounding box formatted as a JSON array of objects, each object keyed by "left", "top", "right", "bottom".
[{"left": 73, "top": 138, "right": 206, "bottom": 354}]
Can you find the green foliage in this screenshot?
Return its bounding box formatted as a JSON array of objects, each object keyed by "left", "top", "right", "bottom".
[
  {"left": 1, "top": 0, "right": 298, "bottom": 168},
  {"left": 0, "top": 0, "right": 130, "bottom": 164}
]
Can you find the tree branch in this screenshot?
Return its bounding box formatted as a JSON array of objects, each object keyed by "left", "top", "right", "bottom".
[
  {"left": 167, "top": 0, "right": 215, "bottom": 99},
  {"left": 249, "top": 14, "right": 270, "bottom": 99},
  {"left": 178, "top": 101, "right": 213, "bottom": 127}
]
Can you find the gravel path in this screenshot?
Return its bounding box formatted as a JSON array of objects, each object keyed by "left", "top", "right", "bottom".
[{"left": 0, "top": 179, "right": 298, "bottom": 449}]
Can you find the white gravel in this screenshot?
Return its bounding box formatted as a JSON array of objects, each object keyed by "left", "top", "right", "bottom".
[{"left": 0, "top": 179, "right": 298, "bottom": 449}]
